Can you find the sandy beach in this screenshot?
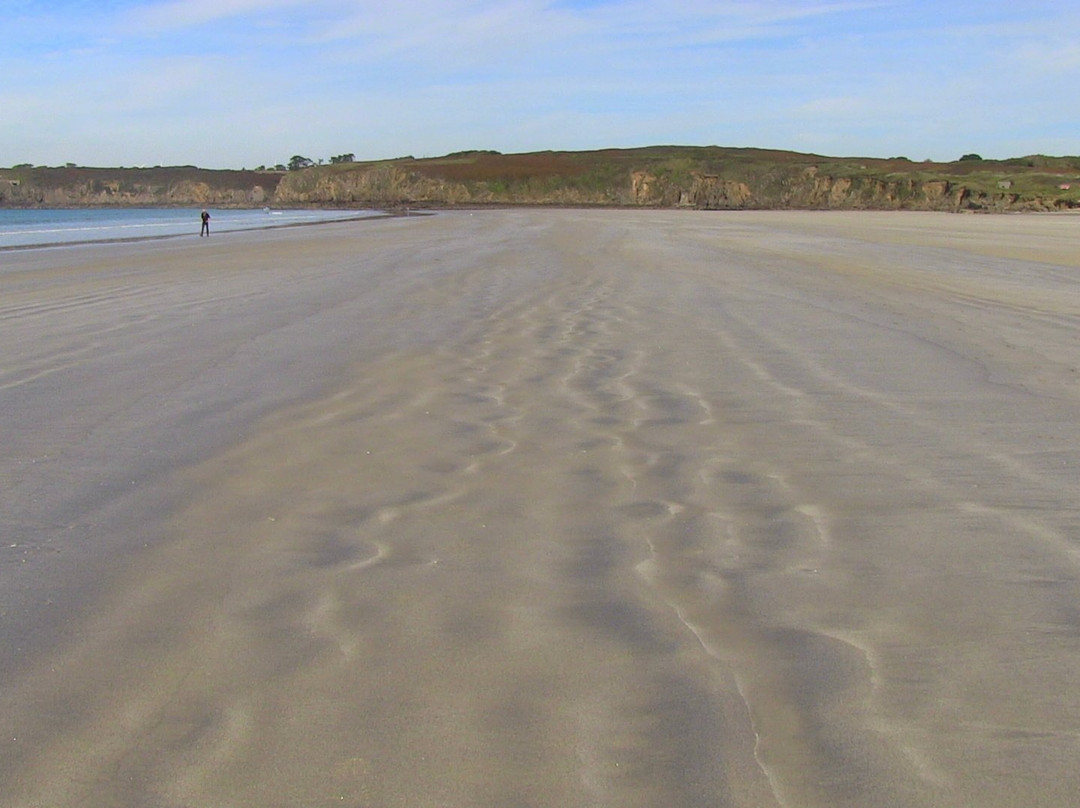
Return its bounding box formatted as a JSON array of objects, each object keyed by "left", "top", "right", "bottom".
[{"left": 2, "top": 209, "right": 1080, "bottom": 807}]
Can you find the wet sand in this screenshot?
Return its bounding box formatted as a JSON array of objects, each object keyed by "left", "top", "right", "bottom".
[{"left": 2, "top": 209, "right": 1080, "bottom": 807}]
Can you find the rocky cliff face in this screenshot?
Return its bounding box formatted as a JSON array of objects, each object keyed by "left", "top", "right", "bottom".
[
  {"left": 3, "top": 153, "right": 1076, "bottom": 212},
  {"left": 623, "top": 166, "right": 1061, "bottom": 212},
  {"left": 0, "top": 167, "right": 279, "bottom": 208},
  {"left": 275, "top": 162, "right": 1073, "bottom": 212},
  {"left": 273, "top": 165, "right": 618, "bottom": 207},
  {"left": 274, "top": 166, "right": 473, "bottom": 206}
]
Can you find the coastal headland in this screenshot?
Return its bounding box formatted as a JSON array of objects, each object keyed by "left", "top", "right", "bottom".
[
  {"left": 2, "top": 210, "right": 1080, "bottom": 807},
  {"left": 3, "top": 145, "right": 1079, "bottom": 211}
]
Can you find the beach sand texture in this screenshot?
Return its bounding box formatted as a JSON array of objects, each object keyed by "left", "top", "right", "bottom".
[{"left": 2, "top": 210, "right": 1080, "bottom": 807}]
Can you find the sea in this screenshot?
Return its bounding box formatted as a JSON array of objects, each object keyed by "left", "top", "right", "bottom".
[{"left": 0, "top": 207, "right": 382, "bottom": 249}]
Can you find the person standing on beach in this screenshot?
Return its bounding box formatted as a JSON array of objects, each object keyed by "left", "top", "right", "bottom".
[{"left": 200, "top": 209, "right": 210, "bottom": 237}]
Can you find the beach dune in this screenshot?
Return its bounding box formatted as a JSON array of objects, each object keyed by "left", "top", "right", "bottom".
[{"left": 2, "top": 210, "right": 1080, "bottom": 807}]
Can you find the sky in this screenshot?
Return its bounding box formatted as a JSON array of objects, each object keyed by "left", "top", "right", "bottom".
[{"left": 3, "top": 0, "right": 1078, "bottom": 169}]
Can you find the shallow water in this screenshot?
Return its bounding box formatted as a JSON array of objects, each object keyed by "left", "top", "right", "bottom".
[{"left": 0, "top": 207, "right": 380, "bottom": 249}]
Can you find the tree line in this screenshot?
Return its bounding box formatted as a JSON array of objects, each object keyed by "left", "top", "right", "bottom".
[
  {"left": 288, "top": 154, "right": 356, "bottom": 171},
  {"left": 248, "top": 155, "right": 356, "bottom": 172}
]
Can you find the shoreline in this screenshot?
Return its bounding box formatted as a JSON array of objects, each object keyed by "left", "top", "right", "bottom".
[
  {"left": 4, "top": 201, "right": 1077, "bottom": 255},
  {"left": 0, "top": 209, "right": 411, "bottom": 253}
]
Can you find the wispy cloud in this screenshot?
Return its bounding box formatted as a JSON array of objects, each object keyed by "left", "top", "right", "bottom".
[
  {"left": 2, "top": 0, "right": 1078, "bottom": 167},
  {"left": 124, "top": 0, "right": 313, "bottom": 31}
]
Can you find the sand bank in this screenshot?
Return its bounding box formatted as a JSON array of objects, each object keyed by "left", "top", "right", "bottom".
[{"left": 2, "top": 210, "right": 1080, "bottom": 807}]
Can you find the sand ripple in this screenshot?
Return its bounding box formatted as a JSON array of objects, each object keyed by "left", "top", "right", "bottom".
[{"left": 3, "top": 211, "right": 1080, "bottom": 807}]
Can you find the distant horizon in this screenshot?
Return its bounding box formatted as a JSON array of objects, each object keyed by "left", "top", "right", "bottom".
[
  {"left": 6, "top": 144, "right": 1080, "bottom": 174},
  {"left": 4, "top": 2, "right": 1078, "bottom": 170}
]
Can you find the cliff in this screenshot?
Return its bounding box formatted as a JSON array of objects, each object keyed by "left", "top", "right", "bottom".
[
  {"left": 0, "top": 166, "right": 280, "bottom": 208},
  {"left": 272, "top": 147, "right": 1080, "bottom": 212},
  {"left": 4, "top": 148, "right": 1079, "bottom": 211}
]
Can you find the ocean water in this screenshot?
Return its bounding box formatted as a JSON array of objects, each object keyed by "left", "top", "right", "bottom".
[{"left": 0, "top": 207, "right": 381, "bottom": 249}]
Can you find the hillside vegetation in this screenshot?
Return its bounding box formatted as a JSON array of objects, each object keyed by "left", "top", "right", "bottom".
[{"left": 4, "top": 147, "right": 1080, "bottom": 211}]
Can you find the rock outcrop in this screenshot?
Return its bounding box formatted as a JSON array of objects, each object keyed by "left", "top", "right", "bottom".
[
  {"left": 3, "top": 148, "right": 1078, "bottom": 212},
  {"left": 0, "top": 167, "right": 280, "bottom": 208}
]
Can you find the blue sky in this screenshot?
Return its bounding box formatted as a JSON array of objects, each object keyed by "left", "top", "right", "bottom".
[{"left": 3, "top": 0, "right": 1078, "bottom": 168}]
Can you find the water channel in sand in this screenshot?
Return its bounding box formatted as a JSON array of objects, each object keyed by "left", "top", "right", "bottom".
[{"left": 2, "top": 210, "right": 1079, "bottom": 807}]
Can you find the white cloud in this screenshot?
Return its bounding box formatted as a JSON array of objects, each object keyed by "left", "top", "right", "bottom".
[{"left": 123, "top": 0, "right": 311, "bottom": 31}]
